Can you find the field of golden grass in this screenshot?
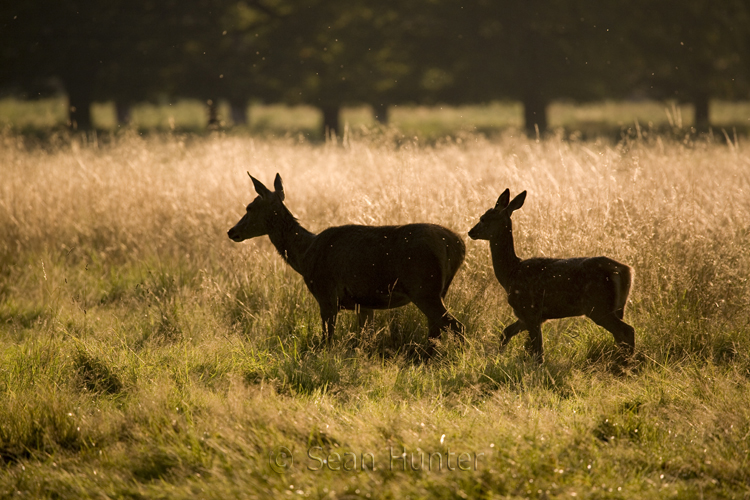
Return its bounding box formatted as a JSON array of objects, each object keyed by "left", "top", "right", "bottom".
[{"left": 1, "top": 130, "right": 749, "bottom": 498}]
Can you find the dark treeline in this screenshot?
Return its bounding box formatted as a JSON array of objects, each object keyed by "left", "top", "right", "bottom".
[{"left": 1, "top": 0, "right": 749, "bottom": 135}]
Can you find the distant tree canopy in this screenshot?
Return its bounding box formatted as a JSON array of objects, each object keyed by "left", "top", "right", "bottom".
[
  {"left": 623, "top": 0, "right": 750, "bottom": 129},
  {"left": 1, "top": 0, "right": 749, "bottom": 134},
  {"left": 1, "top": 1, "right": 184, "bottom": 129}
]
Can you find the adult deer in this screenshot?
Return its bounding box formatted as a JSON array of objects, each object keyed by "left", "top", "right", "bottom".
[
  {"left": 228, "top": 173, "right": 465, "bottom": 350},
  {"left": 468, "top": 189, "right": 634, "bottom": 362}
]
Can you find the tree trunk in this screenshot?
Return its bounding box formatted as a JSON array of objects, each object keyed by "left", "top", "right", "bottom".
[
  {"left": 115, "top": 102, "right": 131, "bottom": 125},
  {"left": 206, "top": 99, "right": 219, "bottom": 128},
  {"left": 322, "top": 105, "right": 340, "bottom": 139},
  {"left": 373, "top": 102, "right": 389, "bottom": 124},
  {"left": 693, "top": 92, "right": 710, "bottom": 130},
  {"left": 67, "top": 85, "right": 94, "bottom": 131},
  {"left": 207, "top": 99, "right": 220, "bottom": 128},
  {"left": 522, "top": 93, "right": 548, "bottom": 138},
  {"left": 62, "top": 62, "right": 97, "bottom": 131},
  {"left": 230, "top": 100, "right": 248, "bottom": 126}
]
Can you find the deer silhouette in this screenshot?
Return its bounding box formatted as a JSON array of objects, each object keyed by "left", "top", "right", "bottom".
[
  {"left": 469, "top": 189, "right": 634, "bottom": 362},
  {"left": 228, "top": 173, "right": 465, "bottom": 350}
]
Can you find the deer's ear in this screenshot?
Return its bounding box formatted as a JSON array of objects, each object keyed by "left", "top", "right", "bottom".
[
  {"left": 248, "top": 172, "right": 272, "bottom": 198},
  {"left": 273, "top": 173, "right": 285, "bottom": 201},
  {"left": 507, "top": 190, "right": 527, "bottom": 213},
  {"left": 495, "top": 188, "right": 511, "bottom": 209}
]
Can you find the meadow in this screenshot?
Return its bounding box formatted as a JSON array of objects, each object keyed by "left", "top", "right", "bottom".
[
  {"left": 3, "top": 96, "right": 750, "bottom": 139},
  {"left": 1, "top": 124, "right": 750, "bottom": 498}
]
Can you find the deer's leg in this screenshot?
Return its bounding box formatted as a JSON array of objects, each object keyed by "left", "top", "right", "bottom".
[
  {"left": 589, "top": 312, "right": 635, "bottom": 355},
  {"left": 318, "top": 303, "right": 338, "bottom": 344},
  {"left": 411, "top": 296, "right": 462, "bottom": 340},
  {"left": 357, "top": 306, "right": 374, "bottom": 330},
  {"left": 440, "top": 274, "right": 456, "bottom": 299},
  {"left": 523, "top": 323, "right": 544, "bottom": 362},
  {"left": 500, "top": 320, "right": 526, "bottom": 349},
  {"left": 614, "top": 308, "right": 625, "bottom": 320},
  {"left": 426, "top": 316, "right": 445, "bottom": 340},
  {"left": 402, "top": 257, "right": 464, "bottom": 340}
]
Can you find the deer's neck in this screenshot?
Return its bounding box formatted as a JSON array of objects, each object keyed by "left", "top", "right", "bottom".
[
  {"left": 489, "top": 232, "right": 521, "bottom": 292},
  {"left": 266, "top": 209, "right": 316, "bottom": 275}
]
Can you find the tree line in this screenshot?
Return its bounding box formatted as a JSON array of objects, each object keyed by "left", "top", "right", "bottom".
[{"left": 2, "top": 0, "right": 748, "bottom": 135}]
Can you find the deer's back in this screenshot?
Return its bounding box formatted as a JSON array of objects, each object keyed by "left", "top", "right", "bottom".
[{"left": 301, "top": 223, "right": 465, "bottom": 309}]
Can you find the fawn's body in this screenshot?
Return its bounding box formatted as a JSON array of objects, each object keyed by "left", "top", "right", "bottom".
[
  {"left": 469, "top": 189, "right": 634, "bottom": 361},
  {"left": 228, "top": 173, "right": 465, "bottom": 346}
]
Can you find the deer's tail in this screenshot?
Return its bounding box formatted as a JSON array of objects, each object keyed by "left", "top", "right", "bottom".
[{"left": 612, "top": 264, "right": 633, "bottom": 311}]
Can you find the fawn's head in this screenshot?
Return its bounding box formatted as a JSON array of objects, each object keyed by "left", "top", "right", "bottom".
[
  {"left": 468, "top": 189, "right": 526, "bottom": 241},
  {"left": 227, "top": 173, "right": 287, "bottom": 242}
]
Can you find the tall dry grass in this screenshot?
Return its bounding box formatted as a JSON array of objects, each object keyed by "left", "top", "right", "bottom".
[{"left": 1, "top": 130, "right": 750, "bottom": 498}]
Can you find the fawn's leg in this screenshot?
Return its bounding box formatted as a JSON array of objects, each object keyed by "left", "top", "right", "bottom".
[
  {"left": 500, "top": 320, "right": 526, "bottom": 350},
  {"left": 589, "top": 312, "right": 635, "bottom": 356}
]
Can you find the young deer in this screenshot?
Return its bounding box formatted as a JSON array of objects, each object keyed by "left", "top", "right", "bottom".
[
  {"left": 468, "top": 189, "right": 634, "bottom": 362},
  {"left": 228, "top": 173, "right": 465, "bottom": 349}
]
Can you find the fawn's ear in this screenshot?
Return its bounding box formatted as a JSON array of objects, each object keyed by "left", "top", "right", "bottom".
[
  {"left": 507, "top": 190, "right": 527, "bottom": 213},
  {"left": 273, "top": 173, "right": 285, "bottom": 201},
  {"left": 495, "top": 188, "right": 511, "bottom": 209},
  {"left": 248, "top": 172, "right": 273, "bottom": 198}
]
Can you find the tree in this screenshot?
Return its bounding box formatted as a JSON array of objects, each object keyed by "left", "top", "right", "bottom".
[
  {"left": 158, "top": 0, "right": 282, "bottom": 127},
  {"left": 253, "top": 0, "right": 419, "bottom": 137},
  {"left": 621, "top": 0, "right": 750, "bottom": 129},
  {"left": 0, "top": 0, "right": 184, "bottom": 130},
  {"left": 417, "top": 0, "right": 622, "bottom": 135}
]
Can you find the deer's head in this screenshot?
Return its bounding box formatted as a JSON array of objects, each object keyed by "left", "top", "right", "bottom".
[
  {"left": 227, "top": 173, "right": 286, "bottom": 242},
  {"left": 468, "top": 189, "right": 526, "bottom": 241}
]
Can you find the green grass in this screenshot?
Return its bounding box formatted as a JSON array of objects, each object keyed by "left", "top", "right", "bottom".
[
  {"left": 2, "top": 97, "right": 749, "bottom": 139},
  {"left": 1, "top": 130, "right": 750, "bottom": 498}
]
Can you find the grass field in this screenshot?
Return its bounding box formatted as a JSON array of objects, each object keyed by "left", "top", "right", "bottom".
[{"left": 1, "top": 128, "right": 750, "bottom": 498}]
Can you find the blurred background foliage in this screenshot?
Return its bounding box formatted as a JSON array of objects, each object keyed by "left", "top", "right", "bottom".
[{"left": 1, "top": 0, "right": 749, "bottom": 136}]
